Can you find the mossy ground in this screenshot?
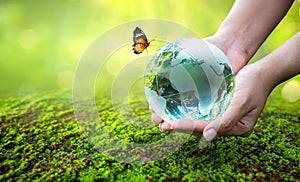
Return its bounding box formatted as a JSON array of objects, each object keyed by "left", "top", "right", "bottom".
[{"left": 0, "top": 89, "right": 299, "bottom": 181}]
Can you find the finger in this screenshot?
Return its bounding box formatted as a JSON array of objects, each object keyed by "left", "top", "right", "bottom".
[
  {"left": 218, "top": 122, "right": 253, "bottom": 138},
  {"left": 220, "top": 94, "right": 252, "bottom": 130},
  {"left": 202, "top": 117, "right": 222, "bottom": 141},
  {"left": 203, "top": 98, "right": 250, "bottom": 141},
  {"left": 222, "top": 111, "right": 258, "bottom": 136},
  {"left": 203, "top": 120, "right": 253, "bottom": 141},
  {"left": 151, "top": 113, "right": 163, "bottom": 124},
  {"left": 170, "top": 119, "right": 209, "bottom": 135},
  {"left": 149, "top": 105, "right": 154, "bottom": 113},
  {"left": 159, "top": 122, "right": 172, "bottom": 131}
]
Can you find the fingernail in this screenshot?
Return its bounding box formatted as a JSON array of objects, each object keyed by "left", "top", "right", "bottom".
[
  {"left": 170, "top": 123, "right": 174, "bottom": 130},
  {"left": 203, "top": 128, "right": 217, "bottom": 142},
  {"left": 159, "top": 123, "right": 164, "bottom": 132}
]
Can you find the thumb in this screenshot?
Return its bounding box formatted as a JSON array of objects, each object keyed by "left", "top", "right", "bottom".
[{"left": 203, "top": 101, "right": 249, "bottom": 141}]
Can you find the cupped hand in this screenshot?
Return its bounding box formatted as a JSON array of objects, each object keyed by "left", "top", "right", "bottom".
[
  {"left": 151, "top": 62, "right": 273, "bottom": 141},
  {"left": 151, "top": 36, "right": 252, "bottom": 135}
]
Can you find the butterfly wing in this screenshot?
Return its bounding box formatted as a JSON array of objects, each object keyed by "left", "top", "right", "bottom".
[{"left": 133, "top": 27, "right": 148, "bottom": 42}]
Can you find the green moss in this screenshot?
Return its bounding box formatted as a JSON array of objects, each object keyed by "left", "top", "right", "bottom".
[{"left": 0, "top": 89, "right": 299, "bottom": 181}]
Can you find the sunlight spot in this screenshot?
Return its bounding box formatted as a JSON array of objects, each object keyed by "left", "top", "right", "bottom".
[
  {"left": 18, "top": 29, "right": 38, "bottom": 49},
  {"left": 281, "top": 80, "right": 300, "bottom": 102}
]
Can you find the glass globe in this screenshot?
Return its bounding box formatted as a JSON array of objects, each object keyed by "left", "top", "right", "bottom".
[{"left": 144, "top": 38, "right": 235, "bottom": 123}]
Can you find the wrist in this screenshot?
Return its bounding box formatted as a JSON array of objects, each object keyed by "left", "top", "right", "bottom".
[
  {"left": 255, "top": 31, "right": 300, "bottom": 91},
  {"left": 213, "top": 0, "right": 294, "bottom": 66},
  {"left": 214, "top": 29, "right": 256, "bottom": 62},
  {"left": 253, "top": 57, "right": 282, "bottom": 94}
]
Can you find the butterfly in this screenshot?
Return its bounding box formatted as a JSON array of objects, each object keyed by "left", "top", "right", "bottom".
[{"left": 132, "top": 27, "right": 150, "bottom": 54}]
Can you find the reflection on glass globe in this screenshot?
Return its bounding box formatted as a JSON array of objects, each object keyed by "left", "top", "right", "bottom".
[{"left": 144, "top": 38, "right": 235, "bottom": 122}]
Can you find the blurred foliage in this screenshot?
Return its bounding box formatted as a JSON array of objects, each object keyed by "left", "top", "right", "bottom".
[{"left": 0, "top": 0, "right": 299, "bottom": 95}]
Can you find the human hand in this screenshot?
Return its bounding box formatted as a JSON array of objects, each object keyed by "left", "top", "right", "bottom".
[
  {"left": 151, "top": 62, "right": 273, "bottom": 141},
  {"left": 151, "top": 36, "right": 253, "bottom": 136}
]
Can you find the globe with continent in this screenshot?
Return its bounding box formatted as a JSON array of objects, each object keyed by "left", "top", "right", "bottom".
[{"left": 144, "top": 38, "right": 235, "bottom": 123}]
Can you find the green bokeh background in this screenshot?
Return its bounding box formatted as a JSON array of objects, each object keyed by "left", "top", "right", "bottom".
[
  {"left": 1, "top": 1, "right": 300, "bottom": 181},
  {"left": 0, "top": 0, "right": 300, "bottom": 96}
]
